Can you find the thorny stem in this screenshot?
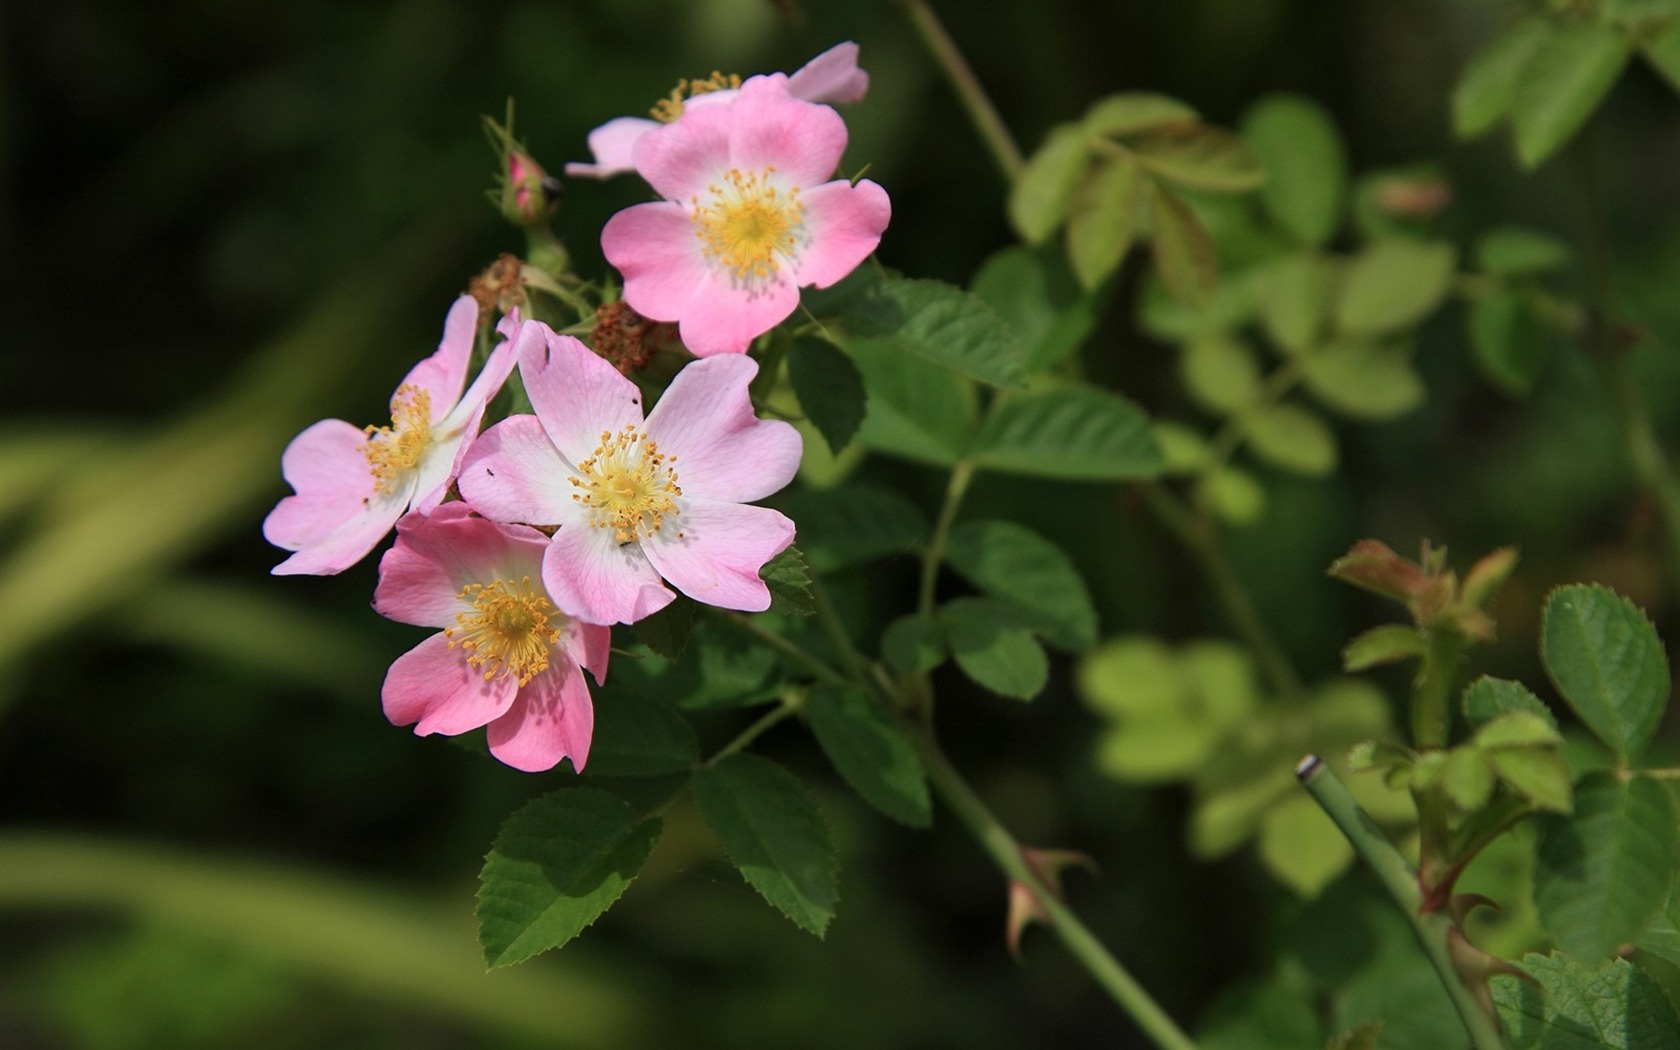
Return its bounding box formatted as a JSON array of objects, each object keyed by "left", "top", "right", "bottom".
[
  {"left": 1298, "top": 757, "right": 1511, "bottom": 1050},
  {"left": 896, "top": 0, "right": 1025, "bottom": 182}
]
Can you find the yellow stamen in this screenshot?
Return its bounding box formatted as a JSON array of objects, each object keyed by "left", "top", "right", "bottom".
[
  {"left": 444, "top": 576, "right": 562, "bottom": 686},
  {"left": 569, "top": 426, "right": 682, "bottom": 544},
  {"left": 363, "top": 385, "right": 433, "bottom": 496},
  {"left": 650, "top": 71, "right": 742, "bottom": 123},
  {"left": 691, "top": 167, "right": 804, "bottom": 284}
]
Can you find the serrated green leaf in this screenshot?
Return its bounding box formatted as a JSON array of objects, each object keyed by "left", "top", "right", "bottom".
[
  {"left": 1300, "top": 342, "right": 1426, "bottom": 420},
  {"left": 970, "top": 245, "right": 1106, "bottom": 373},
  {"left": 1470, "top": 290, "right": 1552, "bottom": 397},
  {"left": 775, "top": 484, "right": 927, "bottom": 573},
  {"left": 1067, "top": 153, "right": 1145, "bottom": 289},
  {"left": 1244, "top": 403, "right": 1338, "bottom": 476},
  {"left": 1150, "top": 183, "right": 1219, "bottom": 307},
  {"left": 633, "top": 597, "right": 694, "bottom": 661},
  {"left": 1343, "top": 624, "right": 1425, "bottom": 671},
  {"left": 477, "top": 789, "right": 662, "bottom": 967},
  {"left": 807, "top": 685, "right": 931, "bottom": 828},
  {"left": 881, "top": 613, "right": 946, "bottom": 674},
  {"left": 1197, "top": 466, "right": 1267, "bottom": 526},
  {"left": 1258, "top": 252, "right": 1336, "bottom": 356},
  {"left": 1536, "top": 772, "right": 1678, "bottom": 962},
  {"left": 692, "top": 753, "right": 838, "bottom": 936},
  {"left": 1441, "top": 747, "right": 1496, "bottom": 811},
  {"left": 939, "top": 597, "right": 1049, "bottom": 700},
  {"left": 1491, "top": 747, "right": 1575, "bottom": 814},
  {"left": 847, "top": 337, "right": 975, "bottom": 466},
  {"left": 1082, "top": 92, "right": 1199, "bottom": 138},
  {"left": 1542, "top": 584, "right": 1671, "bottom": 761},
  {"left": 970, "top": 385, "right": 1163, "bottom": 480},
  {"left": 787, "top": 337, "right": 866, "bottom": 455},
  {"left": 1463, "top": 676, "right": 1558, "bottom": 730},
  {"left": 1476, "top": 710, "right": 1566, "bottom": 750},
  {"left": 1009, "top": 124, "right": 1090, "bottom": 244},
  {"left": 1257, "top": 790, "right": 1354, "bottom": 897},
  {"left": 841, "top": 278, "right": 1030, "bottom": 389},
  {"left": 1477, "top": 226, "right": 1570, "bottom": 275},
  {"left": 1334, "top": 239, "right": 1457, "bottom": 338},
  {"left": 1242, "top": 94, "right": 1347, "bottom": 246},
  {"left": 1495, "top": 951, "right": 1680, "bottom": 1049},
  {"left": 761, "top": 546, "right": 814, "bottom": 617},
  {"left": 1513, "top": 22, "right": 1631, "bottom": 169},
  {"left": 946, "top": 519, "right": 1098, "bottom": 651},
  {"left": 1132, "top": 125, "right": 1266, "bottom": 193},
  {"left": 1181, "top": 335, "right": 1262, "bottom": 414},
  {"left": 1453, "top": 16, "right": 1554, "bottom": 139},
  {"left": 585, "top": 688, "right": 700, "bottom": 777}
]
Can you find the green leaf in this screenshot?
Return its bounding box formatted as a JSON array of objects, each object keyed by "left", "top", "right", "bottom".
[
  {"left": 1300, "top": 342, "right": 1426, "bottom": 420},
  {"left": 1489, "top": 747, "right": 1575, "bottom": 814},
  {"left": 1132, "top": 126, "right": 1266, "bottom": 193},
  {"left": 1463, "top": 675, "right": 1557, "bottom": 731},
  {"left": 1257, "top": 791, "right": 1353, "bottom": 897},
  {"left": 692, "top": 753, "right": 839, "bottom": 936},
  {"left": 970, "top": 385, "right": 1164, "bottom": 480},
  {"left": 1181, "top": 335, "right": 1262, "bottom": 414},
  {"left": 1513, "top": 22, "right": 1631, "bottom": 169},
  {"left": 1009, "top": 124, "right": 1090, "bottom": 244},
  {"left": 1082, "top": 637, "right": 1257, "bottom": 783},
  {"left": 1081, "top": 92, "right": 1199, "bottom": 138},
  {"left": 775, "top": 484, "right": 927, "bottom": 573},
  {"left": 1343, "top": 624, "right": 1425, "bottom": 671},
  {"left": 1154, "top": 421, "right": 1211, "bottom": 475},
  {"left": 787, "top": 337, "right": 866, "bottom": 455},
  {"left": 633, "top": 596, "right": 694, "bottom": 661},
  {"left": 584, "top": 688, "right": 700, "bottom": 777},
  {"left": 847, "top": 337, "right": 976, "bottom": 466},
  {"left": 1334, "top": 239, "right": 1457, "bottom": 338},
  {"left": 1150, "top": 183, "right": 1219, "bottom": 307},
  {"left": 881, "top": 613, "right": 946, "bottom": 674},
  {"left": 806, "top": 685, "right": 931, "bottom": 828},
  {"left": 840, "top": 278, "right": 1030, "bottom": 389},
  {"left": 1197, "top": 466, "right": 1267, "bottom": 526},
  {"left": 1643, "top": 23, "right": 1680, "bottom": 93},
  {"left": 939, "top": 597, "right": 1049, "bottom": 701},
  {"left": 1476, "top": 710, "right": 1565, "bottom": 750},
  {"left": 1477, "top": 226, "right": 1570, "bottom": 275},
  {"left": 1241, "top": 94, "right": 1347, "bottom": 246},
  {"left": 1453, "top": 16, "right": 1554, "bottom": 139},
  {"left": 1067, "top": 153, "right": 1145, "bottom": 289},
  {"left": 1257, "top": 252, "right": 1336, "bottom": 356},
  {"left": 1542, "top": 584, "right": 1671, "bottom": 761},
  {"left": 1441, "top": 747, "right": 1496, "bottom": 811},
  {"left": 946, "top": 519, "right": 1098, "bottom": 650},
  {"left": 477, "top": 789, "right": 662, "bottom": 967},
  {"left": 970, "top": 245, "right": 1106, "bottom": 373},
  {"left": 1470, "top": 290, "right": 1552, "bottom": 397},
  {"left": 761, "top": 546, "right": 814, "bottom": 617},
  {"left": 1535, "top": 772, "right": 1679, "bottom": 962},
  {"left": 1244, "top": 403, "right": 1338, "bottom": 476},
  {"left": 1494, "top": 951, "right": 1680, "bottom": 1049}
]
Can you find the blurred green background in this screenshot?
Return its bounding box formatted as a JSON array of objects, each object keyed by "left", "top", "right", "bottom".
[{"left": 4, "top": 0, "right": 1679, "bottom": 1047}]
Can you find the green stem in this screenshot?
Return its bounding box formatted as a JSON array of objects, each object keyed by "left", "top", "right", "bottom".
[
  {"left": 1139, "top": 483, "right": 1305, "bottom": 699},
  {"left": 1412, "top": 627, "right": 1466, "bottom": 752},
  {"left": 913, "top": 729, "right": 1198, "bottom": 1050},
  {"left": 808, "top": 573, "right": 874, "bottom": 694},
  {"left": 918, "top": 459, "right": 978, "bottom": 619},
  {"left": 1298, "top": 757, "right": 1510, "bottom": 1050},
  {"left": 717, "top": 610, "right": 847, "bottom": 686},
  {"left": 703, "top": 694, "right": 804, "bottom": 769},
  {"left": 896, "top": 0, "right": 1025, "bottom": 182}
]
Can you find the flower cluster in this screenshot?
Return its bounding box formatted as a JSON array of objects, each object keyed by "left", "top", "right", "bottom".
[{"left": 265, "top": 44, "right": 884, "bottom": 773}]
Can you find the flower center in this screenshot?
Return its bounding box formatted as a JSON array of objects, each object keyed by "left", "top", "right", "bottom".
[
  {"left": 445, "top": 576, "right": 562, "bottom": 686},
  {"left": 650, "top": 71, "right": 742, "bottom": 123},
  {"left": 363, "top": 385, "right": 433, "bottom": 496},
  {"left": 691, "top": 167, "right": 804, "bottom": 284},
  {"left": 570, "top": 426, "right": 682, "bottom": 544}
]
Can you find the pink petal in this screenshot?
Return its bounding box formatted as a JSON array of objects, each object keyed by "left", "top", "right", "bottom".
[
  {"left": 373, "top": 503, "right": 548, "bottom": 628},
  {"left": 603, "top": 203, "right": 708, "bottom": 327},
  {"left": 399, "top": 296, "right": 481, "bottom": 422},
  {"left": 642, "top": 500, "right": 795, "bottom": 612},
  {"left": 728, "top": 76, "right": 848, "bottom": 187},
  {"left": 787, "top": 42, "right": 869, "bottom": 105},
  {"left": 676, "top": 266, "right": 800, "bottom": 357},
  {"left": 565, "top": 116, "right": 660, "bottom": 180},
  {"left": 792, "top": 178, "right": 891, "bottom": 289},
  {"left": 413, "top": 335, "right": 521, "bottom": 510},
  {"left": 519, "top": 326, "right": 647, "bottom": 462},
  {"left": 265, "top": 419, "right": 411, "bottom": 575},
  {"left": 563, "top": 621, "right": 613, "bottom": 685},
  {"left": 383, "top": 631, "right": 519, "bottom": 736},
  {"left": 542, "top": 520, "right": 674, "bottom": 625},
  {"left": 633, "top": 104, "right": 736, "bottom": 203},
  {"left": 645, "top": 356, "right": 803, "bottom": 501},
  {"left": 486, "top": 662, "right": 596, "bottom": 773},
  {"left": 458, "top": 415, "right": 586, "bottom": 528}
]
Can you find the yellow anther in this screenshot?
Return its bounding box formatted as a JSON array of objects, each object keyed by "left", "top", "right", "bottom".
[
  {"left": 444, "top": 576, "right": 562, "bottom": 686},
  {"left": 363, "top": 385, "right": 433, "bottom": 496},
  {"left": 569, "top": 426, "right": 682, "bottom": 544},
  {"left": 691, "top": 167, "right": 804, "bottom": 284}
]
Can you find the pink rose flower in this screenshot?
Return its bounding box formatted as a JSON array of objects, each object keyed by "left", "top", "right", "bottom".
[
  {"left": 600, "top": 74, "right": 891, "bottom": 356},
  {"left": 263, "top": 296, "right": 518, "bottom": 575},
  {"left": 564, "top": 42, "right": 870, "bottom": 180},
  {"left": 374, "top": 502, "right": 611, "bottom": 773},
  {"left": 458, "top": 321, "right": 801, "bottom": 625}
]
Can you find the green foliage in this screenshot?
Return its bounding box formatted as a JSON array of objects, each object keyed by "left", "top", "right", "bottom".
[
  {"left": 1009, "top": 125, "right": 1089, "bottom": 244},
  {"left": 1080, "top": 637, "right": 1256, "bottom": 782},
  {"left": 787, "top": 337, "right": 867, "bottom": 455},
  {"left": 839, "top": 277, "right": 1030, "bottom": 389},
  {"left": 969, "top": 245, "right": 1107, "bottom": 372},
  {"left": 1299, "top": 341, "right": 1427, "bottom": 420},
  {"left": 1181, "top": 334, "right": 1262, "bottom": 413},
  {"left": 1512, "top": 22, "right": 1631, "bottom": 169},
  {"left": 970, "top": 386, "right": 1164, "bottom": 479},
  {"left": 1541, "top": 584, "right": 1671, "bottom": 762},
  {"left": 692, "top": 754, "right": 839, "bottom": 936},
  {"left": 583, "top": 687, "right": 699, "bottom": 777},
  {"left": 1066, "top": 153, "right": 1145, "bottom": 290},
  {"left": 1241, "top": 94, "right": 1347, "bottom": 246},
  {"left": 1131, "top": 125, "right": 1265, "bottom": 193},
  {"left": 938, "top": 597, "right": 1050, "bottom": 700},
  {"left": 1471, "top": 290, "right": 1553, "bottom": 397},
  {"left": 881, "top": 613, "right": 947, "bottom": 675},
  {"left": 1463, "top": 676, "right": 1558, "bottom": 731},
  {"left": 477, "top": 789, "right": 663, "bottom": 967},
  {"left": 634, "top": 596, "right": 695, "bottom": 661},
  {"left": 1535, "top": 772, "right": 1678, "bottom": 963},
  {"left": 1257, "top": 252, "right": 1336, "bottom": 354},
  {"left": 1494, "top": 951, "right": 1680, "bottom": 1048},
  {"left": 1477, "top": 227, "right": 1571, "bottom": 275},
  {"left": 761, "top": 546, "right": 816, "bottom": 617},
  {"left": 806, "top": 685, "right": 931, "bottom": 828},
  {"left": 1243, "top": 403, "right": 1338, "bottom": 476},
  {"left": 1149, "top": 183, "right": 1219, "bottom": 306},
  {"left": 1454, "top": 16, "right": 1554, "bottom": 139},
  {"left": 1334, "top": 239, "right": 1457, "bottom": 339},
  {"left": 1343, "top": 624, "right": 1425, "bottom": 671},
  {"left": 778, "top": 484, "right": 927, "bottom": 573},
  {"left": 945, "top": 519, "right": 1098, "bottom": 650},
  {"left": 848, "top": 337, "right": 976, "bottom": 465}
]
